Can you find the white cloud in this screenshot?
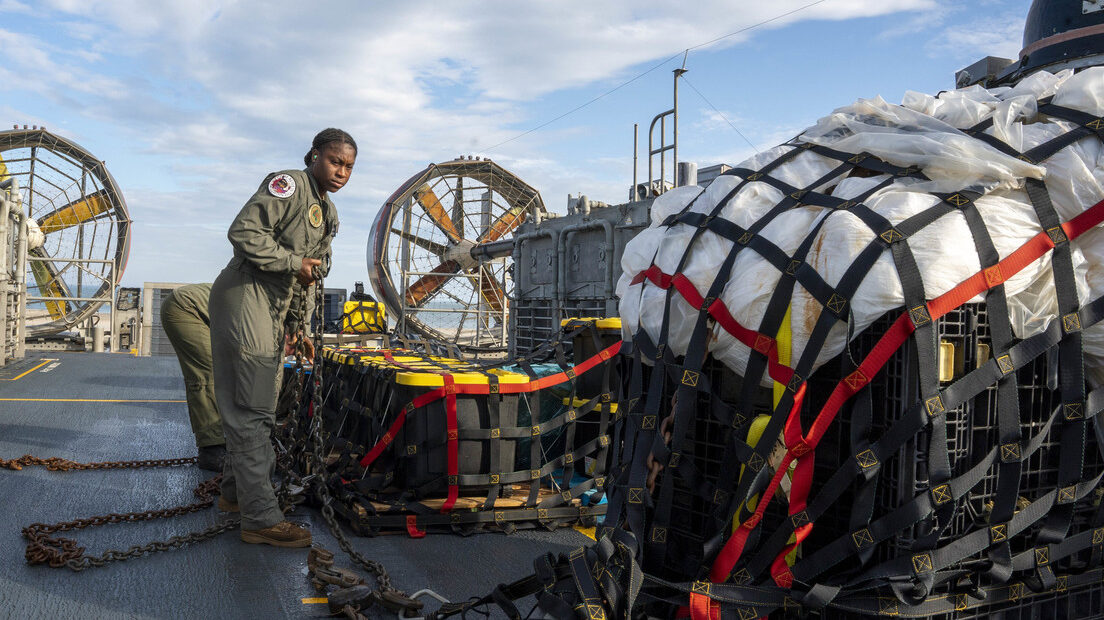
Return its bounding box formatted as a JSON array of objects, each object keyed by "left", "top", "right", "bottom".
[
  {"left": 4, "top": 0, "right": 946, "bottom": 290},
  {"left": 0, "top": 0, "right": 31, "bottom": 14},
  {"left": 926, "top": 12, "right": 1025, "bottom": 61}
]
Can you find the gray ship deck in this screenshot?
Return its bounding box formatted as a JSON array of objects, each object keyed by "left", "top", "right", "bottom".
[{"left": 0, "top": 352, "right": 590, "bottom": 618}]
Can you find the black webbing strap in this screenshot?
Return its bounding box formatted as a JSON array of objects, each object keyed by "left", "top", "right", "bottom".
[
  {"left": 841, "top": 468, "right": 1104, "bottom": 591},
  {"left": 715, "top": 176, "right": 896, "bottom": 534},
  {"left": 702, "top": 154, "right": 901, "bottom": 542},
  {"left": 483, "top": 374, "right": 503, "bottom": 512},
  {"left": 880, "top": 193, "right": 952, "bottom": 599},
  {"left": 1025, "top": 178, "right": 1087, "bottom": 565},
  {"left": 759, "top": 293, "right": 1104, "bottom": 613},
  {"left": 631, "top": 146, "right": 835, "bottom": 559},
  {"left": 821, "top": 566, "right": 1103, "bottom": 618},
  {"left": 1022, "top": 102, "right": 1104, "bottom": 163},
  {"left": 957, "top": 194, "right": 1023, "bottom": 585},
  {"left": 745, "top": 290, "right": 1104, "bottom": 597}
]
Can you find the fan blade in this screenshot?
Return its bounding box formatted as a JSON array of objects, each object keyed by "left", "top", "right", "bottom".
[
  {"left": 452, "top": 176, "right": 464, "bottom": 239},
  {"left": 28, "top": 248, "right": 71, "bottom": 320},
  {"left": 37, "top": 190, "right": 111, "bottom": 234},
  {"left": 413, "top": 184, "right": 461, "bottom": 243},
  {"left": 477, "top": 204, "right": 527, "bottom": 243},
  {"left": 391, "top": 228, "right": 447, "bottom": 256},
  {"left": 476, "top": 265, "right": 507, "bottom": 314},
  {"left": 404, "top": 259, "right": 461, "bottom": 308}
]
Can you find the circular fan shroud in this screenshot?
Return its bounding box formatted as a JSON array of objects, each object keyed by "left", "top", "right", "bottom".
[
  {"left": 0, "top": 129, "right": 130, "bottom": 336},
  {"left": 368, "top": 158, "right": 544, "bottom": 348}
]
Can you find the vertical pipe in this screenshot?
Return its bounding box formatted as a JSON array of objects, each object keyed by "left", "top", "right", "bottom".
[
  {"left": 0, "top": 194, "right": 8, "bottom": 364},
  {"left": 13, "top": 179, "right": 26, "bottom": 359},
  {"left": 659, "top": 115, "right": 665, "bottom": 193},
  {"left": 474, "top": 266, "right": 482, "bottom": 347},
  {"left": 673, "top": 69, "right": 680, "bottom": 183},
  {"left": 108, "top": 262, "right": 116, "bottom": 352},
  {"left": 399, "top": 196, "right": 412, "bottom": 336},
  {"left": 140, "top": 283, "right": 153, "bottom": 356},
  {"left": 632, "top": 123, "right": 638, "bottom": 201}
]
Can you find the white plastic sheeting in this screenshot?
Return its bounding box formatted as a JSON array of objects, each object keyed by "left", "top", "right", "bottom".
[{"left": 617, "top": 68, "right": 1104, "bottom": 386}]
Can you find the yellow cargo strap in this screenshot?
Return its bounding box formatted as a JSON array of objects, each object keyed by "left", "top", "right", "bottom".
[{"left": 732, "top": 306, "right": 798, "bottom": 565}]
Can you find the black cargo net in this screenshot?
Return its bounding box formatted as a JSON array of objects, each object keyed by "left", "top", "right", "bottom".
[
  {"left": 290, "top": 320, "right": 622, "bottom": 536},
  {"left": 442, "top": 97, "right": 1104, "bottom": 619}
]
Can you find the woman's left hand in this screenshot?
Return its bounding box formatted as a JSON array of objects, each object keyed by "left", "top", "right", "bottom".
[{"left": 285, "top": 331, "right": 315, "bottom": 359}]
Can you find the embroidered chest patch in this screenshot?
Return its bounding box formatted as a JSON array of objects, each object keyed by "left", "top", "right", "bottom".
[
  {"left": 268, "top": 174, "right": 295, "bottom": 198},
  {"left": 308, "top": 203, "right": 324, "bottom": 228}
]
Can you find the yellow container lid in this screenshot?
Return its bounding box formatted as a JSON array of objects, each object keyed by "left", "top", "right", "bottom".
[
  {"left": 395, "top": 367, "right": 530, "bottom": 387},
  {"left": 560, "top": 317, "right": 622, "bottom": 330},
  {"left": 322, "top": 345, "right": 530, "bottom": 386},
  {"left": 561, "top": 396, "right": 619, "bottom": 413}
]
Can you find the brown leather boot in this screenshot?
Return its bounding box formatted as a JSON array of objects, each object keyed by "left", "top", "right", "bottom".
[
  {"left": 217, "top": 496, "right": 239, "bottom": 512},
  {"left": 241, "top": 521, "right": 312, "bottom": 547}
]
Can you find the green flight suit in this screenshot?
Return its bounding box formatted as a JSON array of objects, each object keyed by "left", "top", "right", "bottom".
[
  {"left": 210, "top": 169, "right": 336, "bottom": 530},
  {"left": 160, "top": 282, "right": 225, "bottom": 448}
]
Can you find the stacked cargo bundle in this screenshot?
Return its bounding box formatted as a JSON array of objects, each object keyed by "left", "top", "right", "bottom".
[
  {"left": 443, "top": 68, "right": 1104, "bottom": 619},
  {"left": 606, "top": 67, "right": 1104, "bottom": 617},
  {"left": 302, "top": 319, "right": 622, "bottom": 536}
]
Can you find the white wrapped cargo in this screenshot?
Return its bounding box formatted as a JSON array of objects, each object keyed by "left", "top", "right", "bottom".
[{"left": 616, "top": 67, "right": 1104, "bottom": 386}]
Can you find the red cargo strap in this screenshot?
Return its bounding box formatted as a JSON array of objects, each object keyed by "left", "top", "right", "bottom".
[
  {"left": 405, "top": 515, "right": 426, "bottom": 538},
  {"left": 688, "top": 592, "right": 720, "bottom": 620},
  {"left": 358, "top": 390, "right": 441, "bottom": 468},
  {"left": 705, "top": 196, "right": 1104, "bottom": 583},
  {"left": 356, "top": 342, "right": 621, "bottom": 469},
  {"left": 441, "top": 373, "right": 460, "bottom": 513}
]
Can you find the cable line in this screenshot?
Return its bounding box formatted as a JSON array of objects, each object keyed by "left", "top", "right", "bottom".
[{"left": 483, "top": 0, "right": 830, "bottom": 151}]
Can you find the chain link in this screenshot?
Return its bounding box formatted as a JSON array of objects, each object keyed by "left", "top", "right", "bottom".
[
  {"left": 22, "top": 474, "right": 237, "bottom": 570},
  {"left": 302, "top": 267, "right": 401, "bottom": 596},
  {"left": 2, "top": 454, "right": 198, "bottom": 472}
]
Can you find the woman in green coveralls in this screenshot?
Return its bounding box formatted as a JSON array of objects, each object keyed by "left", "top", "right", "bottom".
[{"left": 209, "top": 128, "right": 356, "bottom": 547}]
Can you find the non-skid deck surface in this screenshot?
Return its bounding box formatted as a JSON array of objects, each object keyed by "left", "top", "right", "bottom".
[{"left": 0, "top": 352, "right": 589, "bottom": 619}]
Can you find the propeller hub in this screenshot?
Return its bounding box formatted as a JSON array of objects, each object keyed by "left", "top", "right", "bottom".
[{"left": 442, "top": 239, "right": 479, "bottom": 270}]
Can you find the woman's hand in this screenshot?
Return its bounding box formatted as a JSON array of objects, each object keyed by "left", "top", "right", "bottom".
[
  {"left": 285, "top": 331, "right": 315, "bottom": 359},
  {"left": 297, "top": 257, "right": 322, "bottom": 286}
]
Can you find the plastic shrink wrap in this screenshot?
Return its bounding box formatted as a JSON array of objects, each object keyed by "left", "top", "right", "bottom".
[{"left": 617, "top": 67, "right": 1104, "bottom": 386}]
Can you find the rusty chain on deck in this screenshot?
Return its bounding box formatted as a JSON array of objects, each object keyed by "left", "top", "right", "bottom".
[
  {"left": 20, "top": 465, "right": 236, "bottom": 570},
  {"left": 1, "top": 454, "right": 198, "bottom": 471}
]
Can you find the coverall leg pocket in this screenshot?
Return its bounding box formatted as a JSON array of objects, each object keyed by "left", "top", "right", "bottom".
[{"left": 233, "top": 351, "right": 281, "bottom": 412}]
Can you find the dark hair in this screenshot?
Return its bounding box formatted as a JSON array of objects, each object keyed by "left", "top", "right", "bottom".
[{"left": 304, "top": 128, "right": 357, "bottom": 166}]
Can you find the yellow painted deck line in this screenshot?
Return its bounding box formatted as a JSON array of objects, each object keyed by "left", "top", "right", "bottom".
[
  {"left": 0, "top": 398, "right": 186, "bottom": 403},
  {"left": 2, "top": 359, "right": 57, "bottom": 381},
  {"left": 574, "top": 525, "right": 596, "bottom": 540},
  {"left": 301, "top": 597, "right": 328, "bottom": 604}
]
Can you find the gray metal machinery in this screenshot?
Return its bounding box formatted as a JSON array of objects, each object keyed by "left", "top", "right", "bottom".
[
  {"left": 114, "top": 287, "right": 141, "bottom": 352},
  {"left": 370, "top": 69, "right": 731, "bottom": 358},
  {"left": 0, "top": 127, "right": 130, "bottom": 351},
  {"left": 368, "top": 157, "right": 545, "bottom": 353},
  {"left": 510, "top": 67, "right": 730, "bottom": 356},
  {"left": 0, "top": 176, "right": 28, "bottom": 366},
  {"left": 510, "top": 195, "right": 650, "bottom": 356},
  {"left": 956, "top": 0, "right": 1104, "bottom": 88}
]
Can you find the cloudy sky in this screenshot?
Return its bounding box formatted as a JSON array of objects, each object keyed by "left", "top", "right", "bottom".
[{"left": 1, "top": 0, "right": 1032, "bottom": 290}]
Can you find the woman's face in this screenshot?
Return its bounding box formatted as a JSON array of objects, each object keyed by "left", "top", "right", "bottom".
[{"left": 312, "top": 143, "right": 356, "bottom": 193}]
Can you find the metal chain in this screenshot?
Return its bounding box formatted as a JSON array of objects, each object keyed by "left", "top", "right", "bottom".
[
  {"left": 22, "top": 475, "right": 238, "bottom": 570},
  {"left": 2, "top": 455, "right": 198, "bottom": 471},
  {"left": 303, "top": 267, "right": 401, "bottom": 596}
]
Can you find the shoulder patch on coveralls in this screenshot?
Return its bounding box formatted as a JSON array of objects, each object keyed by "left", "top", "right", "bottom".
[{"left": 268, "top": 174, "right": 296, "bottom": 198}]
